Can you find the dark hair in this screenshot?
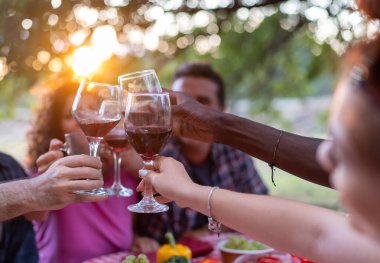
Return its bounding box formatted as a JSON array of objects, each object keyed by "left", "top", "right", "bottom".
[
  {"left": 26, "top": 79, "right": 79, "bottom": 170},
  {"left": 173, "top": 62, "right": 226, "bottom": 107}
]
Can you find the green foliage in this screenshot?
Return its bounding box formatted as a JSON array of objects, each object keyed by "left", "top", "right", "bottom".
[
  {"left": 156, "top": 12, "right": 339, "bottom": 116},
  {"left": 0, "top": 0, "right": 355, "bottom": 118}
]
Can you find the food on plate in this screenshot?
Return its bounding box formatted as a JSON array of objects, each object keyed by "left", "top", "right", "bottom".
[
  {"left": 122, "top": 253, "right": 150, "bottom": 263},
  {"left": 224, "top": 235, "right": 268, "bottom": 250},
  {"left": 157, "top": 232, "right": 192, "bottom": 263}
]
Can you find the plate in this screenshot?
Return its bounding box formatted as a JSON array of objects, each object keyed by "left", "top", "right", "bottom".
[{"left": 234, "top": 252, "right": 300, "bottom": 263}]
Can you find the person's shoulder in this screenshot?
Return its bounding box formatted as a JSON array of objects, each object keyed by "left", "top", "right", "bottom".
[{"left": 0, "top": 152, "right": 21, "bottom": 167}]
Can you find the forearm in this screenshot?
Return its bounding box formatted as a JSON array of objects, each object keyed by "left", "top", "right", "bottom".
[
  {"left": 181, "top": 186, "right": 380, "bottom": 263},
  {"left": 214, "top": 113, "right": 330, "bottom": 187},
  {"left": 0, "top": 179, "right": 38, "bottom": 221}
]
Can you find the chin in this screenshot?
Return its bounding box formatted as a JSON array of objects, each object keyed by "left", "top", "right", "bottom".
[{"left": 348, "top": 211, "right": 380, "bottom": 242}]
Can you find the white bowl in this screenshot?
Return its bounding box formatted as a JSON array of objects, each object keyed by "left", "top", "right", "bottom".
[
  {"left": 217, "top": 239, "right": 274, "bottom": 255},
  {"left": 217, "top": 239, "right": 274, "bottom": 263}
]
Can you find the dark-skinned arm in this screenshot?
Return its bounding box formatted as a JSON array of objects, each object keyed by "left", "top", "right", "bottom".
[
  {"left": 215, "top": 112, "right": 329, "bottom": 187},
  {"left": 170, "top": 90, "right": 330, "bottom": 188}
]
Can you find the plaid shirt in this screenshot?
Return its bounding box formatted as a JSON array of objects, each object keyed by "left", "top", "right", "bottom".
[{"left": 135, "top": 137, "right": 268, "bottom": 243}]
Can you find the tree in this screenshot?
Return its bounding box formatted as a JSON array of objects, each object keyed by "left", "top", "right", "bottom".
[{"left": 0, "top": 0, "right": 371, "bottom": 116}]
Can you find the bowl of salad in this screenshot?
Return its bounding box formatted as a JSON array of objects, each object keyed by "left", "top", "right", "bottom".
[{"left": 217, "top": 235, "right": 273, "bottom": 263}]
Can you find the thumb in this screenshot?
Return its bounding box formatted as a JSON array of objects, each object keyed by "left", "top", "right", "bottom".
[{"left": 138, "top": 169, "right": 160, "bottom": 183}]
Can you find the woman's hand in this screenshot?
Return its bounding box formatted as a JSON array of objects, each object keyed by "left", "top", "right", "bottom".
[
  {"left": 136, "top": 157, "right": 197, "bottom": 208},
  {"left": 36, "top": 139, "right": 64, "bottom": 174}
]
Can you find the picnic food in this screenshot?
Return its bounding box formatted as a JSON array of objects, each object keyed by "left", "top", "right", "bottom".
[
  {"left": 122, "top": 254, "right": 150, "bottom": 263},
  {"left": 224, "top": 235, "right": 268, "bottom": 250},
  {"left": 157, "top": 232, "right": 192, "bottom": 263}
]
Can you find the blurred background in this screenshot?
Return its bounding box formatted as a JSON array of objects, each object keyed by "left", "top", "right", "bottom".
[{"left": 0, "top": 0, "right": 378, "bottom": 209}]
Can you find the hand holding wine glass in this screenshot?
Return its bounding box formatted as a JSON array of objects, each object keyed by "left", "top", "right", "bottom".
[
  {"left": 72, "top": 81, "right": 122, "bottom": 196},
  {"left": 125, "top": 92, "right": 172, "bottom": 213}
]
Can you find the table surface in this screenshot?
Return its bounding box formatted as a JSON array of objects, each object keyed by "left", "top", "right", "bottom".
[{"left": 84, "top": 233, "right": 309, "bottom": 263}]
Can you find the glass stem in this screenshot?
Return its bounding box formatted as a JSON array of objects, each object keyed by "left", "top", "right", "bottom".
[
  {"left": 113, "top": 151, "right": 122, "bottom": 188},
  {"left": 143, "top": 159, "right": 154, "bottom": 199},
  {"left": 87, "top": 137, "right": 101, "bottom": 157}
]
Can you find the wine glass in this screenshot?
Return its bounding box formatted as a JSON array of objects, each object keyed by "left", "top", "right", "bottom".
[
  {"left": 72, "top": 81, "right": 122, "bottom": 196},
  {"left": 118, "top": 69, "right": 162, "bottom": 109},
  {"left": 118, "top": 69, "right": 162, "bottom": 93},
  {"left": 104, "top": 121, "right": 133, "bottom": 197},
  {"left": 125, "top": 92, "right": 172, "bottom": 213}
]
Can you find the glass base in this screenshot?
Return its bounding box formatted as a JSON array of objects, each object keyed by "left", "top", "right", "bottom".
[
  {"left": 128, "top": 197, "right": 169, "bottom": 213},
  {"left": 75, "top": 187, "right": 108, "bottom": 196},
  {"left": 106, "top": 185, "right": 133, "bottom": 197}
]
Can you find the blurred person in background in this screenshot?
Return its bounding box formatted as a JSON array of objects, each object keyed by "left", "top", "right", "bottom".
[
  {"left": 26, "top": 77, "right": 144, "bottom": 263},
  {"left": 135, "top": 63, "right": 267, "bottom": 245}
]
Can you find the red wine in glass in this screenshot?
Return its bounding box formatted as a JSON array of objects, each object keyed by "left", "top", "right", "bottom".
[
  {"left": 126, "top": 126, "right": 171, "bottom": 160},
  {"left": 77, "top": 118, "right": 120, "bottom": 138},
  {"left": 104, "top": 129, "right": 129, "bottom": 153}
]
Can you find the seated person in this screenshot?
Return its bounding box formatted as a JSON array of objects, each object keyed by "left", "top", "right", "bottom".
[
  {"left": 136, "top": 63, "right": 268, "bottom": 244},
  {"left": 26, "top": 78, "right": 142, "bottom": 263},
  {"left": 0, "top": 152, "right": 103, "bottom": 262},
  {"left": 0, "top": 152, "right": 39, "bottom": 263}
]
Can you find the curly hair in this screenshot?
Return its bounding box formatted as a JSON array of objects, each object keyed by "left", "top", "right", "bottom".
[{"left": 26, "top": 79, "right": 80, "bottom": 170}]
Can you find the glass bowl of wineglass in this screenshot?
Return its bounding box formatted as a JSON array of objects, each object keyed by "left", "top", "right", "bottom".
[{"left": 118, "top": 69, "right": 162, "bottom": 94}]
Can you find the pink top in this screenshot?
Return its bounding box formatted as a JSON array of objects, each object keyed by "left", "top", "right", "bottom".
[{"left": 33, "top": 171, "right": 138, "bottom": 263}]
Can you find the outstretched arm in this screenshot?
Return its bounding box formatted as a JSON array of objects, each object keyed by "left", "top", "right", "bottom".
[
  {"left": 0, "top": 155, "right": 106, "bottom": 222},
  {"left": 140, "top": 157, "right": 380, "bottom": 263},
  {"left": 216, "top": 113, "right": 328, "bottom": 186},
  {"left": 170, "top": 91, "right": 329, "bottom": 187}
]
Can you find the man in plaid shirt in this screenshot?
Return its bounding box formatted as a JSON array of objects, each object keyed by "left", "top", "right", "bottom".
[{"left": 135, "top": 63, "right": 267, "bottom": 244}]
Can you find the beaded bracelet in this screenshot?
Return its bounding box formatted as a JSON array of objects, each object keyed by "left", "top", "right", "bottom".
[{"left": 207, "top": 186, "right": 221, "bottom": 236}]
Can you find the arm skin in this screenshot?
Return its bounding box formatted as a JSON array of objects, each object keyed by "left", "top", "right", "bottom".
[
  {"left": 0, "top": 178, "right": 40, "bottom": 221},
  {"left": 140, "top": 158, "right": 380, "bottom": 263},
  {"left": 215, "top": 113, "right": 329, "bottom": 187},
  {"left": 170, "top": 90, "right": 330, "bottom": 187},
  {"left": 180, "top": 186, "right": 380, "bottom": 263}
]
